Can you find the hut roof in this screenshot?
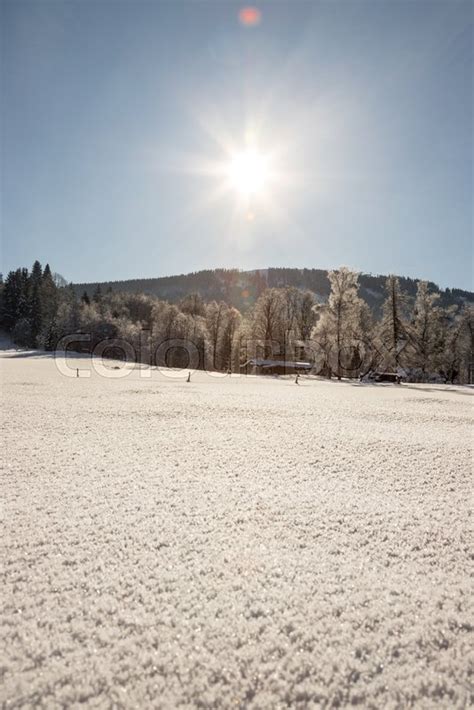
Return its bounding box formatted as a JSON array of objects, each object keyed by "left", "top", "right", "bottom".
[{"left": 242, "top": 359, "right": 312, "bottom": 370}]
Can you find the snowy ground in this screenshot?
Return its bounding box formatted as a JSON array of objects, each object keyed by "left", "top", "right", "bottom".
[{"left": 1, "top": 352, "right": 472, "bottom": 708}]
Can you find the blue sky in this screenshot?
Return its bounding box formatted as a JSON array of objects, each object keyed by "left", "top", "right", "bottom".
[{"left": 1, "top": 0, "right": 472, "bottom": 289}]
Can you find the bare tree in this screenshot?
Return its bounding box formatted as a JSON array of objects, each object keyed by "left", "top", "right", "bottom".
[
  {"left": 313, "top": 267, "right": 363, "bottom": 379},
  {"left": 220, "top": 307, "right": 241, "bottom": 372},
  {"left": 355, "top": 301, "right": 381, "bottom": 378},
  {"left": 179, "top": 293, "right": 206, "bottom": 317},
  {"left": 437, "top": 304, "right": 472, "bottom": 383},
  {"left": 377, "top": 275, "right": 409, "bottom": 370},
  {"left": 206, "top": 301, "right": 227, "bottom": 370},
  {"left": 152, "top": 302, "right": 181, "bottom": 342},
  {"left": 281, "top": 286, "right": 300, "bottom": 358},
  {"left": 296, "top": 291, "right": 316, "bottom": 342},
  {"left": 406, "top": 281, "right": 443, "bottom": 377},
  {"left": 251, "top": 288, "right": 285, "bottom": 358}
]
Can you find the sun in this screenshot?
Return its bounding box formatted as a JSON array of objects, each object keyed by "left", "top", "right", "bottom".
[{"left": 227, "top": 150, "right": 269, "bottom": 196}]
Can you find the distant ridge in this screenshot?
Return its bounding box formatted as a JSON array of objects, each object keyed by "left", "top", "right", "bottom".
[{"left": 72, "top": 267, "right": 473, "bottom": 313}]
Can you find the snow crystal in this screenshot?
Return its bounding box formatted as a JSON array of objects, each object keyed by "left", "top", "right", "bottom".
[{"left": 1, "top": 353, "right": 472, "bottom": 708}]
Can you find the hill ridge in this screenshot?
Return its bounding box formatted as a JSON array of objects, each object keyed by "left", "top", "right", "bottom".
[{"left": 72, "top": 267, "right": 474, "bottom": 313}]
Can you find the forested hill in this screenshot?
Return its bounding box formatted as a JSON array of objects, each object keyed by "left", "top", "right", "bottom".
[{"left": 73, "top": 268, "right": 473, "bottom": 313}]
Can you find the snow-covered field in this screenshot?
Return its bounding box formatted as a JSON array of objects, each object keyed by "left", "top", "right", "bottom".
[{"left": 1, "top": 352, "right": 472, "bottom": 708}]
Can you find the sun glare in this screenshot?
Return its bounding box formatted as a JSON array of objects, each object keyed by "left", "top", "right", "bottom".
[{"left": 227, "top": 150, "right": 269, "bottom": 196}]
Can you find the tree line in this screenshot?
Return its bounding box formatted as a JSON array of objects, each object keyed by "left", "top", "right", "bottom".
[
  {"left": 73, "top": 266, "right": 473, "bottom": 314},
  {"left": 1, "top": 262, "right": 472, "bottom": 382},
  {"left": 0, "top": 261, "right": 58, "bottom": 350}
]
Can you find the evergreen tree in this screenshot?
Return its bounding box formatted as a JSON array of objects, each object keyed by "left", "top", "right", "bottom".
[
  {"left": 29, "top": 260, "right": 43, "bottom": 347},
  {"left": 17, "top": 268, "right": 31, "bottom": 322},
  {"left": 12, "top": 318, "right": 33, "bottom": 347},
  {"left": 0, "top": 275, "right": 4, "bottom": 328},
  {"left": 92, "top": 285, "right": 102, "bottom": 303},
  {"left": 1, "top": 268, "right": 30, "bottom": 331},
  {"left": 43, "top": 318, "right": 59, "bottom": 351},
  {"left": 40, "top": 264, "right": 58, "bottom": 327},
  {"left": 92, "top": 284, "right": 105, "bottom": 317},
  {"left": 65, "top": 285, "right": 81, "bottom": 332},
  {"left": 1, "top": 270, "right": 21, "bottom": 330},
  {"left": 2, "top": 259, "right": 473, "bottom": 381},
  {"left": 28, "top": 264, "right": 59, "bottom": 350}
]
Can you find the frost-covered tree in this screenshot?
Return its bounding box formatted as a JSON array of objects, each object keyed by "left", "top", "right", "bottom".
[
  {"left": 438, "top": 310, "right": 464, "bottom": 383},
  {"left": 3, "top": 258, "right": 472, "bottom": 380},
  {"left": 465, "top": 305, "right": 474, "bottom": 369},
  {"left": 436, "top": 304, "right": 473, "bottom": 383},
  {"left": 204, "top": 301, "right": 244, "bottom": 371},
  {"left": 249, "top": 288, "right": 316, "bottom": 363},
  {"left": 280, "top": 286, "right": 300, "bottom": 357},
  {"left": 220, "top": 306, "right": 241, "bottom": 372},
  {"left": 251, "top": 288, "right": 285, "bottom": 358},
  {"left": 310, "top": 305, "right": 334, "bottom": 376},
  {"left": 313, "top": 267, "right": 363, "bottom": 379},
  {"left": 206, "top": 301, "right": 227, "bottom": 370},
  {"left": 151, "top": 302, "right": 193, "bottom": 367},
  {"left": 56, "top": 285, "right": 79, "bottom": 339},
  {"left": 355, "top": 301, "right": 381, "bottom": 377},
  {"left": 81, "top": 301, "right": 118, "bottom": 346},
  {"left": 121, "top": 293, "right": 154, "bottom": 327},
  {"left": 406, "top": 281, "right": 443, "bottom": 377},
  {"left": 53, "top": 273, "right": 68, "bottom": 288},
  {"left": 377, "top": 275, "right": 409, "bottom": 371},
  {"left": 152, "top": 302, "right": 180, "bottom": 342},
  {"left": 296, "top": 291, "right": 316, "bottom": 343},
  {"left": 179, "top": 293, "right": 206, "bottom": 318},
  {"left": 182, "top": 310, "right": 207, "bottom": 370}
]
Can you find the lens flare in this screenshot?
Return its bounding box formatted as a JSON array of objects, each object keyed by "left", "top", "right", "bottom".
[{"left": 238, "top": 7, "right": 261, "bottom": 27}]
